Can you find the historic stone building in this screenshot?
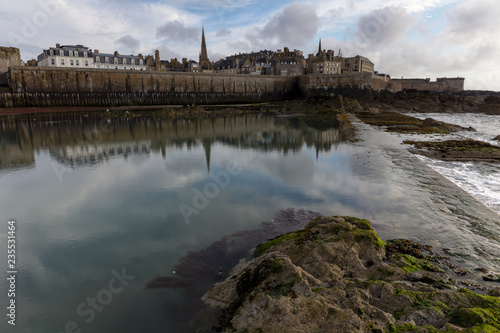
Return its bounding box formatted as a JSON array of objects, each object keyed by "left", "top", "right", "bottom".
[
  {"left": 273, "top": 47, "right": 306, "bottom": 76},
  {"left": 306, "top": 39, "right": 341, "bottom": 75},
  {"left": 342, "top": 55, "right": 374, "bottom": 74}
]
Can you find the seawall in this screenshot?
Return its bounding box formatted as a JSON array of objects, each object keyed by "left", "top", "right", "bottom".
[
  {"left": 1, "top": 67, "right": 298, "bottom": 107},
  {"left": 0, "top": 66, "right": 466, "bottom": 108}
]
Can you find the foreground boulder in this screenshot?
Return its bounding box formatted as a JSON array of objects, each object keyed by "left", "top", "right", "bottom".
[{"left": 203, "top": 216, "right": 500, "bottom": 332}]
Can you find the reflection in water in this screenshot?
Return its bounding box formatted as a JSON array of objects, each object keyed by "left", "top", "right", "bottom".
[
  {"left": 0, "top": 111, "right": 353, "bottom": 333},
  {"left": 4, "top": 110, "right": 497, "bottom": 333},
  {"left": 146, "top": 208, "right": 321, "bottom": 332},
  {"left": 0, "top": 112, "right": 351, "bottom": 171}
]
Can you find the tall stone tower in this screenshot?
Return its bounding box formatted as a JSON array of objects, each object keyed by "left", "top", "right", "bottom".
[
  {"left": 199, "top": 26, "right": 210, "bottom": 71},
  {"left": 155, "top": 50, "right": 161, "bottom": 71},
  {"left": 0, "top": 47, "right": 21, "bottom": 86}
]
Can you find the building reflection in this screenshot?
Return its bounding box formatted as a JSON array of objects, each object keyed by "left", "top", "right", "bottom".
[{"left": 0, "top": 111, "right": 352, "bottom": 172}]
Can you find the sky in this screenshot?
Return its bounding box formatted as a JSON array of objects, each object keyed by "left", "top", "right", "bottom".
[{"left": 1, "top": 0, "right": 499, "bottom": 90}]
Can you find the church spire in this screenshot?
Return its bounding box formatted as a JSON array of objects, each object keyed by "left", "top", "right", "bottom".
[
  {"left": 317, "top": 38, "right": 322, "bottom": 56},
  {"left": 199, "top": 25, "right": 209, "bottom": 70}
]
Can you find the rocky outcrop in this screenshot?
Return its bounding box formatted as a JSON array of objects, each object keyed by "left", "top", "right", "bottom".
[
  {"left": 368, "top": 91, "right": 500, "bottom": 115},
  {"left": 203, "top": 216, "right": 500, "bottom": 332},
  {"left": 422, "top": 118, "right": 475, "bottom": 133},
  {"left": 404, "top": 139, "right": 500, "bottom": 163},
  {"left": 352, "top": 109, "right": 474, "bottom": 134}
]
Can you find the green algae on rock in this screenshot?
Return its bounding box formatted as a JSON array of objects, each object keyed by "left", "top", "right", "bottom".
[{"left": 202, "top": 216, "right": 500, "bottom": 333}]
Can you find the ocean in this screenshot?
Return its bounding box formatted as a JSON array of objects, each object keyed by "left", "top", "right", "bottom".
[{"left": 409, "top": 113, "right": 500, "bottom": 215}]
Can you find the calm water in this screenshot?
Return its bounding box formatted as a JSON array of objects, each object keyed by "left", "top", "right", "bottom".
[{"left": 0, "top": 111, "right": 499, "bottom": 332}]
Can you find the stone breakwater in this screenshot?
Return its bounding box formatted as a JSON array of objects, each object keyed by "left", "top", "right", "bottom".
[{"left": 203, "top": 216, "right": 500, "bottom": 333}]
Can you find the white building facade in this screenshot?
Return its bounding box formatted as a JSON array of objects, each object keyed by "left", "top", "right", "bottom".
[
  {"left": 37, "top": 44, "right": 146, "bottom": 71},
  {"left": 37, "top": 44, "right": 94, "bottom": 68}
]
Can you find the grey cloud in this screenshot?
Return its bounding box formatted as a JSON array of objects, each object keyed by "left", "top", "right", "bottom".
[
  {"left": 116, "top": 35, "right": 140, "bottom": 51},
  {"left": 156, "top": 20, "right": 198, "bottom": 42},
  {"left": 155, "top": 46, "right": 183, "bottom": 61},
  {"left": 227, "top": 41, "right": 251, "bottom": 53},
  {"left": 355, "top": 6, "right": 418, "bottom": 47},
  {"left": 446, "top": 0, "right": 500, "bottom": 40},
  {"left": 246, "top": 2, "right": 319, "bottom": 49},
  {"left": 210, "top": 52, "right": 226, "bottom": 61},
  {"left": 216, "top": 28, "right": 231, "bottom": 38}
]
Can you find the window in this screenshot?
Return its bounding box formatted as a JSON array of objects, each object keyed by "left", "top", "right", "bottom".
[
  {"left": 105, "top": 57, "right": 109, "bottom": 63},
  {"left": 50, "top": 50, "right": 54, "bottom": 56},
  {"left": 96, "top": 57, "right": 100, "bottom": 63},
  {"left": 131, "top": 59, "right": 135, "bottom": 65},
  {"left": 139, "top": 59, "right": 143, "bottom": 65},
  {"left": 85, "top": 60, "right": 89, "bottom": 66},
  {"left": 123, "top": 59, "right": 127, "bottom": 65},
  {"left": 114, "top": 58, "right": 118, "bottom": 64},
  {"left": 70, "top": 60, "right": 74, "bottom": 65},
  {"left": 115, "top": 66, "right": 118, "bottom": 69},
  {"left": 76, "top": 60, "right": 79, "bottom": 66},
  {"left": 60, "top": 50, "right": 64, "bottom": 56},
  {"left": 84, "top": 52, "right": 88, "bottom": 58},
  {"left": 61, "top": 59, "right": 65, "bottom": 65}
]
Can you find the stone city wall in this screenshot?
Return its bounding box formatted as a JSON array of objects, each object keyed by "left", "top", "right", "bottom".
[
  {"left": 0, "top": 64, "right": 465, "bottom": 107},
  {"left": 2, "top": 67, "right": 298, "bottom": 107},
  {"left": 391, "top": 77, "right": 465, "bottom": 92}
]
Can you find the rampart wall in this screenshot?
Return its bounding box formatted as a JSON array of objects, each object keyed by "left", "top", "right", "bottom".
[
  {"left": 391, "top": 77, "right": 465, "bottom": 92},
  {"left": 0, "top": 65, "right": 466, "bottom": 108}
]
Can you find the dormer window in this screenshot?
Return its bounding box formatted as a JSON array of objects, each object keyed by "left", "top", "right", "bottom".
[
  {"left": 105, "top": 57, "right": 109, "bottom": 63},
  {"left": 83, "top": 52, "right": 88, "bottom": 58},
  {"left": 49, "top": 50, "right": 54, "bottom": 56},
  {"left": 96, "top": 57, "right": 100, "bottom": 63},
  {"left": 59, "top": 50, "right": 64, "bottom": 56},
  {"left": 139, "top": 59, "right": 143, "bottom": 65},
  {"left": 123, "top": 59, "right": 127, "bottom": 65},
  {"left": 114, "top": 58, "right": 118, "bottom": 64},
  {"left": 131, "top": 59, "right": 135, "bottom": 65}
]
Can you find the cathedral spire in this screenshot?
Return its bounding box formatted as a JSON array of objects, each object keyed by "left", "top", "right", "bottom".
[
  {"left": 318, "top": 38, "right": 322, "bottom": 56},
  {"left": 199, "top": 25, "right": 209, "bottom": 70}
]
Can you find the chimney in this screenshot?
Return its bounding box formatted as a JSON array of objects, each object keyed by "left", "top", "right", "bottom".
[
  {"left": 114, "top": 51, "right": 119, "bottom": 57},
  {"left": 56, "top": 43, "right": 61, "bottom": 48},
  {"left": 138, "top": 54, "right": 143, "bottom": 59},
  {"left": 94, "top": 49, "right": 99, "bottom": 54}
]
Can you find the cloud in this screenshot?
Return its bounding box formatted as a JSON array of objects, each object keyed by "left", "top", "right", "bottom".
[
  {"left": 155, "top": 46, "right": 183, "bottom": 60},
  {"left": 246, "top": 2, "right": 319, "bottom": 49},
  {"left": 446, "top": 0, "right": 500, "bottom": 40},
  {"left": 116, "top": 35, "right": 140, "bottom": 52},
  {"left": 216, "top": 28, "right": 231, "bottom": 37},
  {"left": 156, "top": 20, "right": 198, "bottom": 42},
  {"left": 354, "top": 6, "right": 419, "bottom": 47}
]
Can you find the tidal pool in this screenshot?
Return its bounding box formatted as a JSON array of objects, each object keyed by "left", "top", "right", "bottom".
[{"left": 0, "top": 110, "right": 498, "bottom": 332}]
